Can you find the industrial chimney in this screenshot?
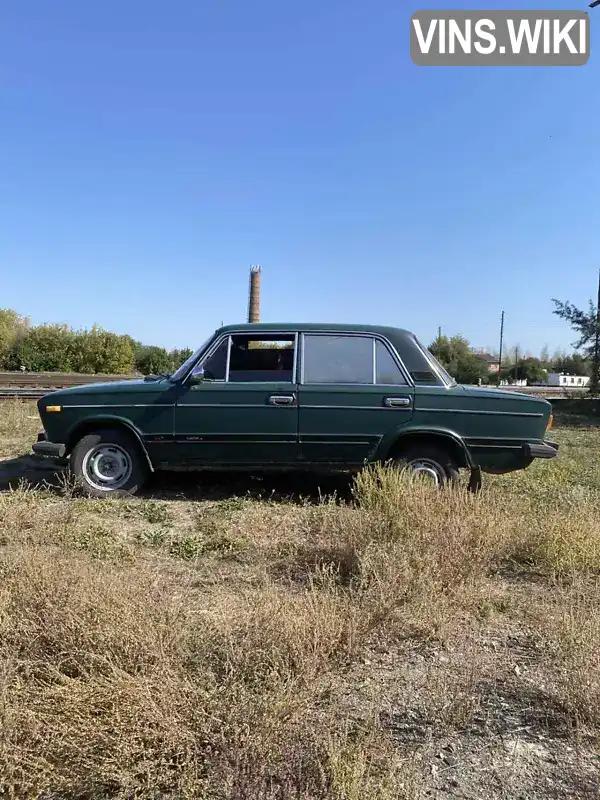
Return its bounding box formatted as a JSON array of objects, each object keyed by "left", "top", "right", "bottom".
[{"left": 248, "top": 265, "right": 261, "bottom": 323}]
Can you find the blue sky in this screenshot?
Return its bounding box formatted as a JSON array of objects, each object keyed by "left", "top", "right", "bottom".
[{"left": 1, "top": 0, "right": 598, "bottom": 355}]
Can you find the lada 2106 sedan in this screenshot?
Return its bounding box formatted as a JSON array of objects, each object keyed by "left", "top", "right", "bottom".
[{"left": 33, "top": 323, "right": 558, "bottom": 497}]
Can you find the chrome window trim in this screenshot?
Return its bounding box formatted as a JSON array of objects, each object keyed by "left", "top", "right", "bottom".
[
  {"left": 301, "top": 404, "right": 411, "bottom": 411},
  {"left": 58, "top": 404, "right": 174, "bottom": 409},
  {"left": 372, "top": 337, "right": 377, "bottom": 384},
  {"left": 425, "top": 407, "right": 543, "bottom": 417},
  {"left": 224, "top": 335, "right": 232, "bottom": 381},
  {"left": 299, "top": 331, "right": 414, "bottom": 388},
  {"left": 292, "top": 332, "right": 299, "bottom": 384}
]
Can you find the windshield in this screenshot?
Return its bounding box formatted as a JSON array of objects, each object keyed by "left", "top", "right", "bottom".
[
  {"left": 171, "top": 334, "right": 214, "bottom": 382},
  {"left": 414, "top": 338, "right": 457, "bottom": 387}
]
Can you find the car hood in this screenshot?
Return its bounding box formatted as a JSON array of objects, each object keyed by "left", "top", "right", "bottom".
[{"left": 40, "top": 376, "right": 173, "bottom": 400}]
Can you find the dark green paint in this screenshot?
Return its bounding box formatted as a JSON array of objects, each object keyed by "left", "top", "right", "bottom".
[{"left": 35, "top": 323, "right": 554, "bottom": 476}]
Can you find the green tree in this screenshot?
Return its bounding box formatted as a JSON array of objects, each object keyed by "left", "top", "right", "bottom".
[
  {"left": 9, "top": 324, "right": 74, "bottom": 371},
  {"left": 0, "top": 309, "right": 29, "bottom": 368},
  {"left": 501, "top": 356, "right": 545, "bottom": 385},
  {"left": 429, "top": 335, "right": 489, "bottom": 385},
  {"left": 134, "top": 346, "right": 172, "bottom": 376},
  {"left": 539, "top": 344, "right": 551, "bottom": 368},
  {"left": 551, "top": 352, "right": 591, "bottom": 376},
  {"left": 169, "top": 348, "right": 193, "bottom": 370},
  {"left": 552, "top": 297, "right": 600, "bottom": 391},
  {"left": 70, "top": 326, "right": 134, "bottom": 374}
]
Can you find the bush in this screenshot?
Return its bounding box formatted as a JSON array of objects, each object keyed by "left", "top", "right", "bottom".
[
  {"left": 0, "top": 308, "right": 189, "bottom": 375},
  {"left": 7, "top": 324, "right": 75, "bottom": 371},
  {"left": 428, "top": 335, "right": 489, "bottom": 385},
  {"left": 70, "top": 327, "right": 135, "bottom": 374},
  {"left": 134, "top": 345, "right": 172, "bottom": 376}
]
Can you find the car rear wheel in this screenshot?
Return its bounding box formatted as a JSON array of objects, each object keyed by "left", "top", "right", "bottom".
[
  {"left": 70, "top": 428, "right": 149, "bottom": 498},
  {"left": 392, "top": 444, "right": 459, "bottom": 488}
]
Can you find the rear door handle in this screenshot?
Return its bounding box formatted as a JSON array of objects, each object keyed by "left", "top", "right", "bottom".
[
  {"left": 384, "top": 396, "right": 411, "bottom": 408},
  {"left": 268, "top": 394, "right": 296, "bottom": 406}
]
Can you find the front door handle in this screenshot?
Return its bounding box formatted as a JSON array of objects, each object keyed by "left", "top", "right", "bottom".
[
  {"left": 268, "top": 394, "right": 296, "bottom": 406},
  {"left": 384, "top": 396, "right": 411, "bottom": 408}
]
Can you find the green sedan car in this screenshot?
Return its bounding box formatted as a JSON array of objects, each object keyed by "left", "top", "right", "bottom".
[{"left": 32, "top": 322, "right": 558, "bottom": 497}]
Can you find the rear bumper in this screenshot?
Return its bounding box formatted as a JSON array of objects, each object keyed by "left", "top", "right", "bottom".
[
  {"left": 525, "top": 441, "right": 559, "bottom": 459},
  {"left": 32, "top": 432, "right": 66, "bottom": 458}
]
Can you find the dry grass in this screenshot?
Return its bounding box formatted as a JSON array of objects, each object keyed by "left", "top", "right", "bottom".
[
  {"left": 0, "top": 399, "right": 42, "bottom": 458},
  {"left": 1, "top": 401, "right": 600, "bottom": 798}
]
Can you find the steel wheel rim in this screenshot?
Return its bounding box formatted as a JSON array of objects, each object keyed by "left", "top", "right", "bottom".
[
  {"left": 407, "top": 458, "right": 444, "bottom": 487},
  {"left": 81, "top": 444, "right": 132, "bottom": 491}
]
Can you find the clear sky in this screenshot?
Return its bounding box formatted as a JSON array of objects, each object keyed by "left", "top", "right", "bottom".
[{"left": 1, "top": 0, "right": 598, "bottom": 356}]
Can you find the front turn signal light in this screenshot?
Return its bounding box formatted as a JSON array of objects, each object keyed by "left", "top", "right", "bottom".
[
  {"left": 547, "top": 414, "right": 553, "bottom": 431},
  {"left": 46, "top": 405, "right": 62, "bottom": 413}
]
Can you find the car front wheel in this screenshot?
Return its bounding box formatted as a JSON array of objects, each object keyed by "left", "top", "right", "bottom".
[
  {"left": 392, "top": 444, "right": 459, "bottom": 488},
  {"left": 70, "top": 428, "right": 149, "bottom": 498}
]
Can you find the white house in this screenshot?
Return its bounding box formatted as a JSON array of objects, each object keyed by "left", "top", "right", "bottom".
[
  {"left": 546, "top": 373, "right": 590, "bottom": 388},
  {"left": 499, "top": 378, "right": 528, "bottom": 387}
]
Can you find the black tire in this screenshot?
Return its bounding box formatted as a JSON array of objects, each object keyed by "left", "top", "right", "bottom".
[
  {"left": 69, "top": 428, "right": 149, "bottom": 498},
  {"left": 392, "top": 443, "right": 459, "bottom": 488}
]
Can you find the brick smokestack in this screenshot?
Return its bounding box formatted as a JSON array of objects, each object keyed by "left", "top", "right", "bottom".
[{"left": 248, "top": 265, "right": 261, "bottom": 323}]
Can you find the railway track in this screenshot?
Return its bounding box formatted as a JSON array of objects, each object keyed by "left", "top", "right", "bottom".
[
  {"left": 0, "top": 371, "right": 134, "bottom": 400},
  {"left": 0, "top": 372, "right": 590, "bottom": 401}
]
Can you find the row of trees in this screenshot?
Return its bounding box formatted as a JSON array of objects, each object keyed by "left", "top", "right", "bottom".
[
  {"left": 0, "top": 309, "right": 192, "bottom": 375},
  {"left": 2, "top": 295, "right": 597, "bottom": 383},
  {"left": 429, "top": 333, "right": 591, "bottom": 386}
]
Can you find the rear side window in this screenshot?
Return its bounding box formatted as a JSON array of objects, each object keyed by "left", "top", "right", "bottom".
[
  {"left": 375, "top": 340, "right": 408, "bottom": 385},
  {"left": 303, "top": 335, "right": 374, "bottom": 384},
  {"left": 302, "top": 334, "right": 408, "bottom": 385}
]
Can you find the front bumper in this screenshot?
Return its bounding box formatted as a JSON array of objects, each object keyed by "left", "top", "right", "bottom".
[
  {"left": 32, "top": 431, "right": 66, "bottom": 458},
  {"left": 525, "top": 441, "right": 559, "bottom": 459}
]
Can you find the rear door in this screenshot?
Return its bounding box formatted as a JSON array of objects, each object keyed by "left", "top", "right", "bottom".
[{"left": 297, "top": 332, "right": 414, "bottom": 465}]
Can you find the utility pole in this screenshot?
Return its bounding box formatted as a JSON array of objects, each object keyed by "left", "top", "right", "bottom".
[
  {"left": 592, "top": 266, "right": 600, "bottom": 395},
  {"left": 498, "top": 310, "right": 505, "bottom": 385},
  {"left": 515, "top": 345, "right": 519, "bottom": 381}
]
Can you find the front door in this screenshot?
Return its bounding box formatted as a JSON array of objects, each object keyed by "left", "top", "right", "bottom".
[
  {"left": 173, "top": 331, "right": 299, "bottom": 466},
  {"left": 297, "top": 332, "right": 414, "bottom": 464}
]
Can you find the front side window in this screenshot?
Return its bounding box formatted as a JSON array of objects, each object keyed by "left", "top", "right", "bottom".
[
  {"left": 228, "top": 335, "right": 295, "bottom": 382},
  {"left": 191, "top": 333, "right": 296, "bottom": 382},
  {"left": 194, "top": 338, "right": 228, "bottom": 380},
  {"left": 171, "top": 334, "right": 213, "bottom": 382}
]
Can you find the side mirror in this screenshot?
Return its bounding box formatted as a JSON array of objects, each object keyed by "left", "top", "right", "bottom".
[{"left": 187, "top": 369, "right": 205, "bottom": 385}]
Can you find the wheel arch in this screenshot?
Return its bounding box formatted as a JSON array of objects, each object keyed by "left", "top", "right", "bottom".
[
  {"left": 65, "top": 416, "right": 154, "bottom": 472},
  {"left": 379, "top": 428, "right": 472, "bottom": 469}
]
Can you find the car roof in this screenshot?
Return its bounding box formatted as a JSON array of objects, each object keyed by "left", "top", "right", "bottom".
[{"left": 214, "top": 322, "right": 416, "bottom": 339}]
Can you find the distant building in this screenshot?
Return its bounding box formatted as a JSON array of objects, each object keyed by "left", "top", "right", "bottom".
[
  {"left": 546, "top": 373, "right": 590, "bottom": 388},
  {"left": 472, "top": 350, "right": 500, "bottom": 373},
  {"left": 499, "top": 378, "right": 528, "bottom": 387}
]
